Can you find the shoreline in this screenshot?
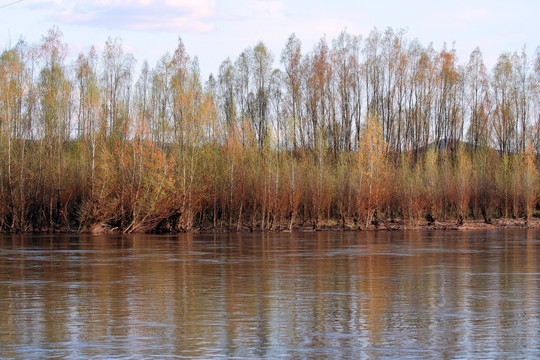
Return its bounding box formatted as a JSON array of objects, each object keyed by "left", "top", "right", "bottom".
[
  {"left": 95, "top": 217, "right": 540, "bottom": 234},
  {"left": 218, "top": 218, "right": 539, "bottom": 233},
  {"left": 3, "top": 217, "right": 539, "bottom": 235}
]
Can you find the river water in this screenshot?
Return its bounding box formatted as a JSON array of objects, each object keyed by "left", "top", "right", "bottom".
[{"left": 0, "top": 230, "right": 539, "bottom": 359}]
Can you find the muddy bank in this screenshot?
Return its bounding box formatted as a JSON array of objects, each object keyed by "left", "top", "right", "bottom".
[
  {"left": 162, "top": 217, "right": 540, "bottom": 233},
  {"left": 5, "top": 217, "right": 540, "bottom": 234}
]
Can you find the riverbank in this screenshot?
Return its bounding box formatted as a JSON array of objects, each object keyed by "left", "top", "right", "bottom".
[
  {"left": 3, "top": 217, "right": 538, "bottom": 234},
  {"left": 284, "top": 218, "right": 539, "bottom": 232},
  {"left": 84, "top": 217, "right": 539, "bottom": 234}
]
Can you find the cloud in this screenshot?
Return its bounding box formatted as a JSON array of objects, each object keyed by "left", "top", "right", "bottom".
[
  {"left": 28, "top": 0, "right": 217, "bottom": 32},
  {"left": 456, "top": 7, "right": 497, "bottom": 23},
  {"left": 215, "top": 0, "right": 284, "bottom": 22},
  {"left": 249, "top": 0, "right": 283, "bottom": 17},
  {"left": 427, "top": 7, "right": 499, "bottom": 32}
]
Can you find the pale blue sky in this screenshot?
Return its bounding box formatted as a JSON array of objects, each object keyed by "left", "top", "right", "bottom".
[{"left": 1, "top": 0, "right": 539, "bottom": 78}]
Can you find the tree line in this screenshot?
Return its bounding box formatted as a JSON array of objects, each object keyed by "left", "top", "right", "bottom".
[{"left": 1, "top": 27, "right": 540, "bottom": 232}]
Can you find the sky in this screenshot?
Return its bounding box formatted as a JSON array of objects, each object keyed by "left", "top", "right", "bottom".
[{"left": 1, "top": 0, "right": 539, "bottom": 79}]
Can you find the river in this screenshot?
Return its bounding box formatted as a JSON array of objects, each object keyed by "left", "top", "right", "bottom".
[{"left": 0, "top": 230, "right": 539, "bottom": 358}]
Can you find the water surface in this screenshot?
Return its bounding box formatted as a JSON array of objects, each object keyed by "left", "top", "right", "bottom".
[{"left": 0, "top": 230, "right": 539, "bottom": 358}]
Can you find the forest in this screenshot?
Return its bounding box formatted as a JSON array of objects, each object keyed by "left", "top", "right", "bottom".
[{"left": 1, "top": 27, "right": 540, "bottom": 233}]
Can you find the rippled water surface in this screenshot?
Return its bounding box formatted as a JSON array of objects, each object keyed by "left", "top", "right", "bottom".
[{"left": 1, "top": 230, "right": 540, "bottom": 359}]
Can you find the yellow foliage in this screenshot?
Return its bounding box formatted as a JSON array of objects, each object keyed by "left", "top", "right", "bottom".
[
  {"left": 455, "top": 148, "right": 472, "bottom": 220},
  {"left": 522, "top": 143, "right": 538, "bottom": 220},
  {"left": 355, "top": 115, "right": 391, "bottom": 226}
]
